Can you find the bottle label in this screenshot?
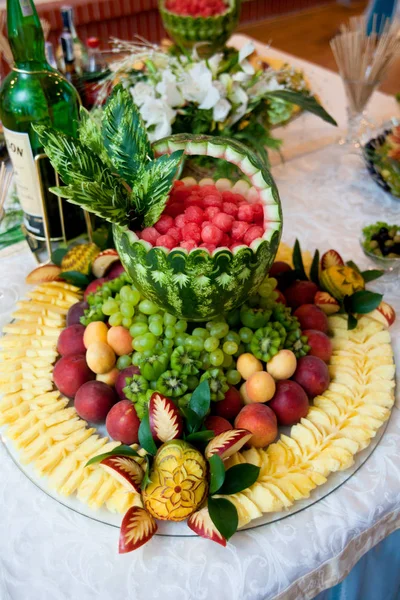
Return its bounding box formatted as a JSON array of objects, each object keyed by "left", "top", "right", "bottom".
[
  {"left": 19, "top": 0, "right": 33, "bottom": 17},
  {"left": 3, "top": 127, "right": 45, "bottom": 238}
]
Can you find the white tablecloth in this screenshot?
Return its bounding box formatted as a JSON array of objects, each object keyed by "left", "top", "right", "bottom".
[{"left": 0, "top": 37, "right": 399, "bottom": 600}]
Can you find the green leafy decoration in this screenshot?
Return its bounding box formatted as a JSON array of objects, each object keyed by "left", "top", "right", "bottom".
[
  {"left": 310, "top": 249, "right": 320, "bottom": 286},
  {"left": 208, "top": 496, "right": 238, "bottom": 540},
  {"left": 102, "top": 84, "right": 153, "bottom": 186},
  {"left": 217, "top": 464, "right": 260, "bottom": 495},
  {"left": 181, "top": 406, "right": 203, "bottom": 435},
  {"left": 189, "top": 380, "right": 211, "bottom": 420},
  {"left": 293, "top": 239, "right": 308, "bottom": 281},
  {"left": 140, "top": 455, "right": 153, "bottom": 490},
  {"left": 347, "top": 290, "right": 383, "bottom": 314},
  {"left": 59, "top": 270, "right": 90, "bottom": 288},
  {"left": 79, "top": 107, "right": 112, "bottom": 168},
  {"left": 265, "top": 90, "right": 338, "bottom": 126},
  {"left": 209, "top": 454, "right": 226, "bottom": 495},
  {"left": 51, "top": 247, "right": 68, "bottom": 266},
  {"left": 185, "top": 430, "right": 214, "bottom": 444},
  {"left": 346, "top": 260, "right": 361, "bottom": 274},
  {"left": 138, "top": 412, "right": 157, "bottom": 455},
  {"left": 347, "top": 313, "right": 358, "bottom": 330},
  {"left": 85, "top": 444, "right": 140, "bottom": 467},
  {"left": 361, "top": 269, "right": 384, "bottom": 283}
]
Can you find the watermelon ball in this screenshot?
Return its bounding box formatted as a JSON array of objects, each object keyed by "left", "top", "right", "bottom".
[
  {"left": 213, "top": 212, "right": 234, "bottom": 232},
  {"left": 201, "top": 224, "right": 223, "bottom": 246},
  {"left": 220, "top": 233, "right": 230, "bottom": 246},
  {"left": 184, "top": 206, "right": 204, "bottom": 224},
  {"left": 232, "top": 221, "right": 250, "bottom": 241},
  {"left": 200, "top": 243, "right": 217, "bottom": 253},
  {"left": 175, "top": 214, "right": 187, "bottom": 229},
  {"left": 155, "top": 214, "right": 174, "bottom": 234},
  {"left": 223, "top": 202, "right": 238, "bottom": 217},
  {"left": 203, "top": 195, "right": 223, "bottom": 208},
  {"left": 166, "top": 203, "right": 182, "bottom": 217},
  {"left": 168, "top": 227, "right": 182, "bottom": 243},
  {"left": 180, "top": 240, "right": 197, "bottom": 251},
  {"left": 238, "top": 204, "right": 254, "bottom": 223},
  {"left": 141, "top": 227, "right": 159, "bottom": 245},
  {"left": 182, "top": 223, "right": 202, "bottom": 243},
  {"left": 156, "top": 235, "right": 176, "bottom": 249},
  {"left": 243, "top": 225, "right": 264, "bottom": 246},
  {"left": 252, "top": 203, "right": 264, "bottom": 222},
  {"left": 204, "top": 206, "right": 220, "bottom": 220}
]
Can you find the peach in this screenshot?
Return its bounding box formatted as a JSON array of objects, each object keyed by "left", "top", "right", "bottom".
[
  {"left": 268, "top": 380, "right": 309, "bottom": 426},
  {"left": 107, "top": 326, "right": 133, "bottom": 356},
  {"left": 293, "top": 355, "right": 330, "bottom": 398},
  {"left": 245, "top": 371, "right": 276, "bottom": 403},
  {"left": 236, "top": 353, "right": 263, "bottom": 380},
  {"left": 204, "top": 416, "right": 233, "bottom": 436},
  {"left": 83, "top": 277, "right": 106, "bottom": 301},
  {"left": 284, "top": 281, "right": 319, "bottom": 310},
  {"left": 234, "top": 404, "right": 278, "bottom": 448},
  {"left": 106, "top": 400, "right": 140, "bottom": 444},
  {"left": 240, "top": 382, "right": 252, "bottom": 405},
  {"left": 294, "top": 304, "right": 328, "bottom": 334},
  {"left": 74, "top": 380, "right": 116, "bottom": 423},
  {"left": 57, "top": 324, "right": 86, "bottom": 356},
  {"left": 115, "top": 366, "right": 141, "bottom": 400},
  {"left": 66, "top": 301, "right": 88, "bottom": 326},
  {"left": 266, "top": 349, "right": 297, "bottom": 380},
  {"left": 303, "top": 329, "right": 333, "bottom": 363},
  {"left": 83, "top": 321, "right": 109, "bottom": 348},
  {"left": 97, "top": 367, "right": 120, "bottom": 386},
  {"left": 53, "top": 354, "right": 95, "bottom": 397},
  {"left": 86, "top": 341, "right": 116, "bottom": 374},
  {"left": 214, "top": 386, "right": 243, "bottom": 420}
]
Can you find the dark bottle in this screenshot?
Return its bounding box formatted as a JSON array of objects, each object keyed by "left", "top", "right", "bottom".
[
  {"left": 58, "top": 6, "right": 86, "bottom": 74},
  {"left": 82, "top": 37, "right": 110, "bottom": 109},
  {"left": 0, "top": 0, "right": 86, "bottom": 242}
]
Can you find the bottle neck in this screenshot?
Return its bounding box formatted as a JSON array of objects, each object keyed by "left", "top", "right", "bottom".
[
  {"left": 61, "top": 7, "right": 78, "bottom": 39},
  {"left": 7, "top": 0, "right": 50, "bottom": 70}
]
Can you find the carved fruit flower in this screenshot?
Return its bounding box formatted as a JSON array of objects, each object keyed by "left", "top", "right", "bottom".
[
  {"left": 142, "top": 440, "right": 208, "bottom": 521},
  {"left": 320, "top": 265, "right": 364, "bottom": 301}
]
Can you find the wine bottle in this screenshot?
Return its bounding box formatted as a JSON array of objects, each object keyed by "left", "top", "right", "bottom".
[
  {"left": 58, "top": 6, "right": 87, "bottom": 75},
  {"left": 0, "top": 0, "right": 86, "bottom": 243},
  {"left": 82, "top": 37, "right": 110, "bottom": 109}
]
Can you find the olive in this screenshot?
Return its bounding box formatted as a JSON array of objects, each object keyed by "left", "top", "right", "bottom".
[{"left": 379, "top": 227, "right": 389, "bottom": 235}]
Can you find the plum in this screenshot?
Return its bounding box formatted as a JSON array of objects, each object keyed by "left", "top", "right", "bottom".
[
  {"left": 269, "top": 261, "right": 292, "bottom": 278},
  {"left": 57, "top": 324, "right": 86, "bottom": 356},
  {"left": 74, "top": 380, "right": 116, "bottom": 423},
  {"left": 234, "top": 404, "right": 277, "bottom": 448},
  {"left": 284, "top": 281, "right": 319, "bottom": 310},
  {"left": 115, "top": 366, "right": 141, "bottom": 400},
  {"left": 106, "top": 400, "right": 140, "bottom": 444},
  {"left": 293, "top": 355, "right": 330, "bottom": 398},
  {"left": 53, "top": 354, "right": 95, "bottom": 397},
  {"left": 268, "top": 380, "right": 309, "bottom": 425},
  {"left": 303, "top": 329, "right": 333, "bottom": 363},
  {"left": 107, "top": 262, "right": 125, "bottom": 280},
  {"left": 294, "top": 304, "right": 328, "bottom": 334},
  {"left": 204, "top": 416, "right": 233, "bottom": 436},
  {"left": 83, "top": 278, "right": 106, "bottom": 301},
  {"left": 214, "top": 386, "right": 243, "bottom": 420},
  {"left": 66, "top": 301, "right": 89, "bottom": 326}
]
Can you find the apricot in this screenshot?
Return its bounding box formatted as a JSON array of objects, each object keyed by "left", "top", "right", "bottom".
[
  {"left": 214, "top": 386, "right": 243, "bottom": 420},
  {"left": 86, "top": 341, "right": 116, "bottom": 374},
  {"left": 245, "top": 371, "right": 276, "bottom": 403},
  {"left": 106, "top": 400, "right": 140, "bottom": 444},
  {"left": 294, "top": 304, "right": 328, "bottom": 334},
  {"left": 74, "top": 380, "right": 116, "bottom": 423},
  {"left": 97, "top": 367, "right": 120, "bottom": 386},
  {"left": 107, "top": 326, "right": 133, "bottom": 356},
  {"left": 240, "top": 382, "right": 252, "bottom": 405},
  {"left": 266, "top": 349, "right": 297, "bottom": 380},
  {"left": 293, "top": 355, "right": 330, "bottom": 398},
  {"left": 83, "top": 321, "right": 109, "bottom": 348},
  {"left": 53, "top": 354, "right": 95, "bottom": 398},
  {"left": 234, "top": 404, "right": 278, "bottom": 448},
  {"left": 57, "top": 324, "right": 86, "bottom": 356},
  {"left": 204, "top": 416, "right": 233, "bottom": 436},
  {"left": 236, "top": 353, "right": 263, "bottom": 380}
]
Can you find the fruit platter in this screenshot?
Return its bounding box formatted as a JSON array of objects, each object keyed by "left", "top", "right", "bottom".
[
  {"left": 364, "top": 125, "right": 400, "bottom": 198},
  {"left": 0, "top": 87, "right": 396, "bottom": 554}
]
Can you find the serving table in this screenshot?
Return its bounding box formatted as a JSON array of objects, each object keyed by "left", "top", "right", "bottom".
[{"left": 0, "top": 34, "right": 399, "bottom": 600}]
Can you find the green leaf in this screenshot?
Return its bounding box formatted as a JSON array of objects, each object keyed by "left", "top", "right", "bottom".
[
  {"left": 347, "top": 313, "right": 358, "bottom": 330},
  {"left": 85, "top": 444, "right": 140, "bottom": 467},
  {"left": 138, "top": 412, "right": 157, "bottom": 455},
  {"left": 189, "top": 380, "right": 211, "bottom": 420},
  {"left": 310, "top": 249, "right": 320, "bottom": 286},
  {"left": 185, "top": 430, "right": 214, "bottom": 444},
  {"left": 136, "top": 151, "right": 184, "bottom": 227},
  {"left": 51, "top": 247, "right": 68, "bottom": 266},
  {"left": 293, "top": 239, "right": 308, "bottom": 281},
  {"left": 79, "top": 106, "right": 112, "bottom": 168},
  {"left": 361, "top": 269, "right": 385, "bottom": 283},
  {"left": 348, "top": 290, "right": 383, "bottom": 314},
  {"left": 59, "top": 270, "right": 90, "bottom": 288},
  {"left": 209, "top": 454, "right": 226, "bottom": 495},
  {"left": 217, "top": 464, "right": 260, "bottom": 495},
  {"left": 102, "top": 84, "right": 153, "bottom": 186},
  {"left": 265, "top": 90, "right": 338, "bottom": 126},
  {"left": 140, "top": 455, "right": 152, "bottom": 490},
  {"left": 181, "top": 406, "right": 202, "bottom": 434},
  {"left": 346, "top": 260, "right": 361, "bottom": 274},
  {"left": 208, "top": 496, "right": 238, "bottom": 540}
]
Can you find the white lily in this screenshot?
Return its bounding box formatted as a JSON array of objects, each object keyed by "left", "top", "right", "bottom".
[
  {"left": 181, "top": 62, "right": 221, "bottom": 110},
  {"left": 130, "top": 82, "right": 155, "bottom": 107},
  {"left": 156, "top": 68, "right": 184, "bottom": 108},
  {"left": 139, "top": 99, "right": 176, "bottom": 142},
  {"left": 213, "top": 98, "right": 231, "bottom": 122},
  {"left": 238, "top": 42, "right": 255, "bottom": 75}
]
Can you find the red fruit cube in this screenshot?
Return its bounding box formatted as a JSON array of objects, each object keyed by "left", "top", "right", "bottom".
[
  {"left": 213, "top": 212, "right": 234, "bottom": 232},
  {"left": 180, "top": 240, "right": 197, "bottom": 251},
  {"left": 168, "top": 227, "right": 183, "bottom": 243},
  {"left": 231, "top": 221, "right": 250, "bottom": 241},
  {"left": 223, "top": 202, "right": 238, "bottom": 217},
  {"left": 204, "top": 206, "right": 220, "bottom": 220},
  {"left": 182, "top": 222, "right": 202, "bottom": 243},
  {"left": 252, "top": 203, "right": 264, "bottom": 222},
  {"left": 156, "top": 235, "right": 176, "bottom": 250},
  {"left": 243, "top": 225, "right": 264, "bottom": 246},
  {"left": 155, "top": 214, "right": 174, "bottom": 234},
  {"left": 238, "top": 204, "right": 254, "bottom": 223},
  {"left": 175, "top": 214, "right": 188, "bottom": 229},
  {"left": 184, "top": 205, "right": 204, "bottom": 224},
  {"left": 203, "top": 195, "right": 223, "bottom": 208},
  {"left": 141, "top": 227, "right": 159, "bottom": 245},
  {"left": 201, "top": 224, "right": 223, "bottom": 245}
]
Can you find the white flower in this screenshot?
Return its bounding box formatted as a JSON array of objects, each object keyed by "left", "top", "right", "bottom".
[
  {"left": 248, "top": 74, "right": 284, "bottom": 98},
  {"left": 229, "top": 83, "right": 248, "bottom": 106},
  {"left": 181, "top": 62, "right": 221, "bottom": 109},
  {"left": 238, "top": 42, "right": 255, "bottom": 75},
  {"left": 130, "top": 82, "right": 155, "bottom": 106},
  {"left": 139, "top": 99, "right": 176, "bottom": 142},
  {"left": 213, "top": 98, "right": 231, "bottom": 122},
  {"left": 156, "top": 68, "right": 184, "bottom": 107},
  {"left": 208, "top": 52, "right": 223, "bottom": 76}
]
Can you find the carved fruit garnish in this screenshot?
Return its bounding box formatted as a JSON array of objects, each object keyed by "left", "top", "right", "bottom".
[
  {"left": 320, "top": 249, "right": 344, "bottom": 271},
  {"left": 314, "top": 291, "right": 340, "bottom": 315},
  {"left": 205, "top": 429, "right": 252, "bottom": 460},
  {"left": 367, "top": 300, "right": 396, "bottom": 328},
  {"left": 142, "top": 440, "right": 208, "bottom": 521},
  {"left": 26, "top": 264, "right": 61, "bottom": 284},
  {"left": 92, "top": 249, "right": 120, "bottom": 278},
  {"left": 149, "top": 392, "right": 184, "bottom": 443},
  {"left": 188, "top": 507, "right": 227, "bottom": 547},
  {"left": 61, "top": 243, "right": 100, "bottom": 276},
  {"left": 100, "top": 455, "right": 144, "bottom": 493},
  {"left": 119, "top": 507, "right": 157, "bottom": 554},
  {"left": 320, "top": 265, "right": 364, "bottom": 301}
]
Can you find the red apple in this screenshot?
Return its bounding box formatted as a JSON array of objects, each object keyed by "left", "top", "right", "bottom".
[
  {"left": 303, "top": 329, "right": 333, "bottom": 362},
  {"left": 53, "top": 354, "right": 95, "bottom": 397},
  {"left": 205, "top": 429, "right": 252, "bottom": 459},
  {"left": 284, "top": 281, "right": 319, "bottom": 310},
  {"left": 294, "top": 304, "right": 328, "bottom": 333},
  {"left": 74, "top": 380, "right": 116, "bottom": 423},
  {"left": 268, "top": 380, "right": 309, "bottom": 426},
  {"left": 293, "top": 355, "right": 330, "bottom": 398},
  {"left": 106, "top": 400, "right": 140, "bottom": 444},
  {"left": 204, "top": 416, "right": 233, "bottom": 437},
  {"left": 119, "top": 507, "right": 157, "bottom": 553},
  {"left": 214, "top": 386, "right": 243, "bottom": 420}
]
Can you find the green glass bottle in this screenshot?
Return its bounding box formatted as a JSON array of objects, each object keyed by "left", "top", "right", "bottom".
[{"left": 0, "top": 0, "right": 86, "bottom": 242}]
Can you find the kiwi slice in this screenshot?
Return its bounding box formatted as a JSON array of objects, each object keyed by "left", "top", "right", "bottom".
[
  {"left": 250, "top": 325, "right": 285, "bottom": 362},
  {"left": 200, "top": 368, "right": 229, "bottom": 402},
  {"left": 170, "top": 346, "right": 201, "bottom": 375},
  {"left": 156, "top": 370, "right": 188, "bottom": 398}
]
